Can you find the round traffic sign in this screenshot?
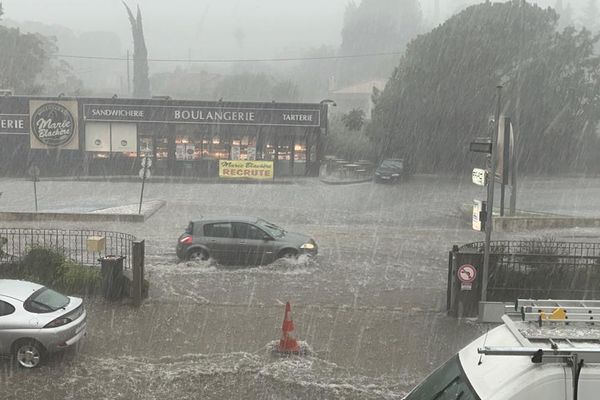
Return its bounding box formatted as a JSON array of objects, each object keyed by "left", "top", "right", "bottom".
[
  {"left": 139, "top": 168, "right": 151, "bottom": 180},
  {"left": 141, "top": 157, "right": 152, "bottom": 168},
  {"left": 457, "top": 264, "right": 477, "bottom": 283},
  {"left": 28, "top": 165, "right": 40, "bottom": 177}
]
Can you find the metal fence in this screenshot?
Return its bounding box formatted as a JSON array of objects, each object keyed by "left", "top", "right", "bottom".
[
  {"left": 0, "top": 228, "right": 135, "bottom": 269},
  {"left": 455, "top": 240, "right": 600, "bottom": 301}
]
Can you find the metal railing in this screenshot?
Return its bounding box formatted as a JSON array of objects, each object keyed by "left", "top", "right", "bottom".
[
  {"left": 458, "top": 240, "right": 600, "bottom": 300},
  {"left": 0, "top": 228, "right": 135, "bottom": 269}
]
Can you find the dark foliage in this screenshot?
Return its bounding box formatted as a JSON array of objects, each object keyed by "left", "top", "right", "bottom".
[{"left": 368, "top": 1, "right": 600, "bottom": 174}]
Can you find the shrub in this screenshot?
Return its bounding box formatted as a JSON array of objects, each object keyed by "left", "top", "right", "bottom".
[
  {"left": 21, "top": 246, "right": 65, "bottom": 284},
  {"left": 3, "top": 246, "right": 101, "bottom": 295},
  {"left": 53, "top": 260, "right": 101, "bottom": 295}
]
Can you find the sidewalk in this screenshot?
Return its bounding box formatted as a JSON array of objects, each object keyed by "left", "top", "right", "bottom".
[{"left": 39, "top": 175, "right": 316, "bottom": 185}]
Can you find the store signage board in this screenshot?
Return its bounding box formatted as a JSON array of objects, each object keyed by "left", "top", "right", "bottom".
[
  {"left": 473, "top": 200, "right": 486, "bottom": 232},
  {"left": 219, "top": 160, "right": 274, "bottom": 181},
  {"left": 29, "top": 100, "right": 79, "bottom": 150},
  {"left": 469, "top": 138, "right": 492, "bottom": 154},
  {"left": 0, "top": 114, "right": 29, "bottom": 134},
  {"left": 472, "top": 168, "right": 487, "bottom": 186},
  {"left": 83, "top": 104, "right": 321, "bottom": 127}
]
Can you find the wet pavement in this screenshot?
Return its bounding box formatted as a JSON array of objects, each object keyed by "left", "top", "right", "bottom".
[{"left": 1, "top": 175, "right": 600, "bottom": 399}]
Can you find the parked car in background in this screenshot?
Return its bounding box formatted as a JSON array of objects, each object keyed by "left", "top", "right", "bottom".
[
  {"left": 374, "top": 158, "right": 407, "bottom": 183},
  {"left": 176, "top": 217, "right": 317, "bottom": 265},
  {"left": 0, "top": 279, "right": 87, "bottom": 368}
]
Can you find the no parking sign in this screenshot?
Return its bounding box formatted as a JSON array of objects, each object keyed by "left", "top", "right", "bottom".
[{"left": 457, "top": 264, "right": 477, "bottom": 291}]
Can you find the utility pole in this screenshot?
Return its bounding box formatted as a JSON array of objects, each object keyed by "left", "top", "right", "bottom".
[
  {"left": 126, "top": 50, "right": 131, "bottom": 96},
  {"left": 482, "top": 85, "right": 502, "bottom": 302}
]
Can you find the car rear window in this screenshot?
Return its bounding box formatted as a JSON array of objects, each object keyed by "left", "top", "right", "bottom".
[
  {"left": 24, "top": 287, "right": 70, "bottom": 313},
  {"left": 185, "top": 221, "right": 194, "bottom": 234},
  {"left": 381, "top": 160, "right": 403, "bottom": 169}
]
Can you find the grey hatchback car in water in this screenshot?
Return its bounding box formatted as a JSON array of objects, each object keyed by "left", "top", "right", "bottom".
[
  {"left": 176, "top": 217, "right": 317, "bottom": 265},
  {"left": 0, "top": 279, "right": 87, "bottom": 368}
]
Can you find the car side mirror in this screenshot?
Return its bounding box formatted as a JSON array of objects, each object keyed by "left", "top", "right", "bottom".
[{"left": 263, "top": 234, "right": 272, "bottom": 241}]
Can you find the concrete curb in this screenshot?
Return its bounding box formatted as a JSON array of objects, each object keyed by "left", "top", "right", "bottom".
[
  {"left": 38, "top": 176, "right": 311, "bottom": 185},
  {"left": 459, "top": 203, "right": 600, "bottom": 232},
  {"left": 0, "top": 200, "right": 166, "bottom": 223},
  {"left": 319, "top": 177, "right": 373, "bottom": 185}
]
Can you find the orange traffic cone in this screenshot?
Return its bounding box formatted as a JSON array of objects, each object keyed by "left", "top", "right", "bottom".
[{"left": 277, "top": 301, "right": 300, "bottom": 353}]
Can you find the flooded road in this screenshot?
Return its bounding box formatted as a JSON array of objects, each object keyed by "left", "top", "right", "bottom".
[{"left": 1, "top": 175, "right": 599, "bottom": 398}]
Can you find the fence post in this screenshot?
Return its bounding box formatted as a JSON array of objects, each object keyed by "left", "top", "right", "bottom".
[
  {"left": 132, "top": 240, "right": 145, "bottom": 307},
  {"left": 447, "top": 245, "right": 459, "bottom": 313}
]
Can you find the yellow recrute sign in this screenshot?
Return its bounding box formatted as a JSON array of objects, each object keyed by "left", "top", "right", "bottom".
[{"left": 219, "top": 160, "right": 274, "bottom": 180}]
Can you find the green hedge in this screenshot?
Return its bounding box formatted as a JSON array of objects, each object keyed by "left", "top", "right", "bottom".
[{"left": 0, "top": 246, "right": 101, "bottom": 295}]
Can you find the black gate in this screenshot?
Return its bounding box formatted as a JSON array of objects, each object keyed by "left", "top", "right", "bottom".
[{"left": 448, "top": 240, "right": 600, "bottom": 317}]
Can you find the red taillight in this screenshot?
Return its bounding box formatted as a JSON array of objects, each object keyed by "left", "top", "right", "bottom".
[
  {"left": 180, "top": 236, "right": 193, "bottom": 245},
  {"left": 44, "top": 317, "right": 72, "bottom": 328}
]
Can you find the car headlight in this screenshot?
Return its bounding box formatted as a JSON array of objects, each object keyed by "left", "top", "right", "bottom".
[
  {"left": 300, "top": 242, "right": 316, "bottom": 250},
  {"left": 392, "top": 174, "right": 400, "bottom": 177}
]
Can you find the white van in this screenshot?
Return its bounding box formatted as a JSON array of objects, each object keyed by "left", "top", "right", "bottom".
[{"left": 403, "top": 300, "right": 600, "bottom": 400}]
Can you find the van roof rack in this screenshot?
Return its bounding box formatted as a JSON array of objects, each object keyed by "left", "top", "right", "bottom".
[{"left": 479, "top": 299, "right": 600, "bottom": 400}]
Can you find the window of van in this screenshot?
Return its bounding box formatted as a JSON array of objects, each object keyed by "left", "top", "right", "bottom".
[{"left": 403, "top": 355, "right": 479, "bottom": 400}]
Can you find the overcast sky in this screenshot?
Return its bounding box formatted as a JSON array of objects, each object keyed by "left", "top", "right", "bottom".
[
  {"left": 1, "top": 0, "right": 349, "bottom": 59},
  {"left": 0, "top": 0, "right": 590, "bottom": 60}
]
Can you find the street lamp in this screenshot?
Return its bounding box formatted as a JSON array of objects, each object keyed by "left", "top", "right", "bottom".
[{"left": 318, "top": 99, "right": 337, "bottom": 176}]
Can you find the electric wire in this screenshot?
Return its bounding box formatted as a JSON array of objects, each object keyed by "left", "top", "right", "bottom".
[{"left": 53, "top": 50, "right": 404, "bottom": 64}]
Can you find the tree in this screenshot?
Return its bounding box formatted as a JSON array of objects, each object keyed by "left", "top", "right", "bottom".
[
  {"left": 0, "top": 6, "right": 84, "bottom": 95},
  {"left": 338, "top": 0, "right": 423, "bottom": 85},
  {"left": 123, "top": 2, "right": 150, "bottom": 98},
  {"left": 342, "top": 109, "right": 366, "bottom": 131},
  {"left": 0, "top": 26, "right": 47, "bottom": 94},
  {"left": 367, "top": 1, "right": 600, "bottom": 174}
]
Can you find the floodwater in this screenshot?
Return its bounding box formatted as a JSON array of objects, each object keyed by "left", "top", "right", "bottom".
[{"left": 1, "top": 175, "right": 600, "bottom": 399}]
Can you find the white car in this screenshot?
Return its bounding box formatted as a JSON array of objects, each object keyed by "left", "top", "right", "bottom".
[{"left": 0, "top": 279, "right": 87, "bottom": 368}]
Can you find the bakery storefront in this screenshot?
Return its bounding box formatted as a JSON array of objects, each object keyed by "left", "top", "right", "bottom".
[{"left": 0, "top": 96, "right": 325, "bottom": 178}]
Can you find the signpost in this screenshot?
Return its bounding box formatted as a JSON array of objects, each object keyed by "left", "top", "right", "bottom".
[
  {"left": 27, "top": 165, "right": 40, "bottom": 212},
  {"left": 138, "top": 156, "right": 151, "bottom": 214},
  {"left": 468, "top": 85, "right": 504, "bottom": 303}
]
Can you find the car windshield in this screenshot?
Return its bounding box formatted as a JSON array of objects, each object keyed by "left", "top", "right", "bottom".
[
  {"left": 256, "top": 219, "right": 285, "bottom": 238},
  {"left": 25, "top": 287, "right": 70, "bottom": 313},
  {"left": 380, "top": 160, "right": 403, "bottom": 169}
]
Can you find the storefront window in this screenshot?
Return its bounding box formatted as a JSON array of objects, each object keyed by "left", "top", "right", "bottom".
[
  {"left": 231, "top": 135, "right": 257, "bottom": 160},
  {"left": 176, "top": 135, "right": 203, "bottom": 160},
  {"left": 156, "top": 137, "right": 169, "bottom": 159},
  {"left": 277, "top": 137, "right": 293, "bottom": 161},
  {"left": 139, "top": 137, "right": 154, "bottom": 157},
  {"left": 209, "top": 135, "right": 229, "bottom": 159},
  {"left": 264, "top": 143, "right": 276, "bottom": 161},
  {"left": 294, "top": 143, "right": 306, "bottom": 161}
]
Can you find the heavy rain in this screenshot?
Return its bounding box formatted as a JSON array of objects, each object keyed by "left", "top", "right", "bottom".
[{"left": 1, "top": 1, "right": 600, "bottom": 399}]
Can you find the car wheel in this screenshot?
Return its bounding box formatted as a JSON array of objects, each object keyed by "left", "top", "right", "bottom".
[
  {"left": 278, "top": 249, "right": 298, "bottom": 260},
  {"left": 14, "top": 340, "right": 44, "bottom": 368},
  {"left": 187, "top": 249, "right": 209, "bottom": 261}
]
